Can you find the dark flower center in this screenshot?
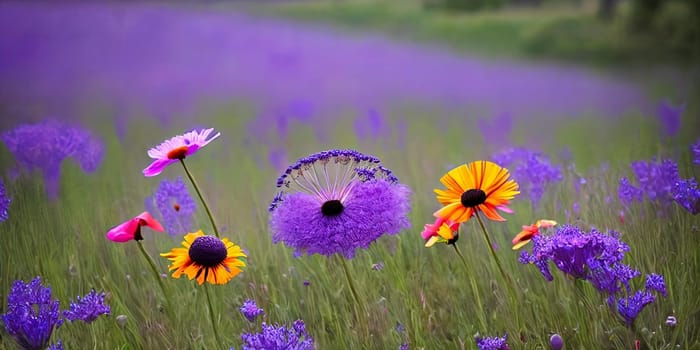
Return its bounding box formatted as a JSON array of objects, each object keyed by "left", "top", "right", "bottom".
[
  {"left": 173, "top": 203, "right": 180, "bottom": 212},
  {"left": 461, "top": 189, "right": 487, "bottom": 207},
  {"left": 167, "top": 146, "right": 189, "bottom": 160},
  {"left": 189, "top": 236, "right": 227, "bottom": 267},
  {"left": 447, "top": 234, "right": 459, "bottom": 245},
  {"left": 321, "top": 199, "right": 344, "bottom": 216}
]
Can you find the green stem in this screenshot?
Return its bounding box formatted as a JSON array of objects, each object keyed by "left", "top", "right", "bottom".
[
  {"left": 452, "top": 244, "right": 487, "bottom": 331},
  {"left": 180, "top": 159, "right": 220, "bottom": 238},
  {"left": 473, "top": 211, "right": 520, "bottom": 327},
  {"left": 136, "top": 240, "right": 169, "bottom": 309},
  {"left": 338, "top": 255, "right": 362, "bottom": 309},
  {"left": 205, "top": 284, "right": 223, "bottom": 347},
  {"left": 474, "top": 211, "right": 511, "bottom": 286}
]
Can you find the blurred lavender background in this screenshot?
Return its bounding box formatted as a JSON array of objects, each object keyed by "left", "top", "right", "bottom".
[{"left": 0, "top": 2, "right": 656, "bottom": 129}]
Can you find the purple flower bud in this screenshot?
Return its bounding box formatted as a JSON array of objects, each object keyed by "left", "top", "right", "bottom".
[{"left": 550, "top": 334, "right": 564, "bottom": 350}]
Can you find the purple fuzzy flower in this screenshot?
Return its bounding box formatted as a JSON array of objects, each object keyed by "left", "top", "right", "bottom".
[
  {"left": 399, "top": 342, "right": 409, "bottom": 350},
  {"left": 269, "top": 149, "right": 411, "bottom": 258},
  {"left": 145, "top": 177, "right": 196, "bottom": 235},
  {"left": 618, "top": 177, "right": 643, "bottom": 206},
  {"left": 692, "top": 139, "right": 700, "bottom": 165},
  {"left": 475, "top": 333, "right": 509, "bottom": 350},
  {"left": 63, "top": 289, "right": 110, "bottom": 323},
  {"left": 672, "top": 178, "right": 700, "bottom": 215},
  {"left": 656, "top": 100, "right": 684, "bottom": 137},
  {"left": 0, "top": 120, "right": 104, "bottom": 200},
  {"left": 239, "top": 299, "right": 264, "bottom": 322},
  {"left": 630, "top": 159, "right": 679, "bottom": 205},
  {"left": 492, "top": 147, "right": 562, "bottom": 210},
  {"left": 0, "top": 178, "right": 10, "bottom": 222},
  {"left": 239, "top": 320, "right": 313, "bottom": 350},
  {"left": 1, "top": 277, "right": 63, "bottom": 350}
]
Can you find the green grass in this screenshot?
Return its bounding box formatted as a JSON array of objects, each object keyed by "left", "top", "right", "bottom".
[
  {"left": 0, "top": 102, "right": 699, "bottom": 349},
  {"left": 244, "top": 0, "right": 698, "bottom": 66}
]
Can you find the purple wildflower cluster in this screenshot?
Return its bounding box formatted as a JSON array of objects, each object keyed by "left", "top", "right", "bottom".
[
  {"left": 0, "top": 178, "right": 10, "bottom": 222},
  {"left": 693, "top": 139, "right": 700, "bottom": 165},
  {"left": 656, "top": 100, "right": 684, "bottom": 137},
  {"left": 62, "top": 290, "right": 111, "bottom": 323},
  {"left": 145, "top": 177, "right": 196, "bottom": 235},
  {"left": 492, "top": 147, "right": 563, "bottom": 209},
  {"left": 1, "top": 277, "right": 109, "bottom": 350},
  {"left": 240, "top": 299, "right": 264, "bottom": 322},
  {"left": 0, "top": 120, "right": 104, "bottom": 200},
  {"left": 269, "top": 149, "right": 411, "bottom": 258},
  {"left": 519, "top": 225, "right": 667, "bottom": 326},
  {"left": 619, "top": 157, "right": 699, "bottom": 215},
  {"left": 672, "top": 179, "right": 700, "bottom": 215},
  {"left": 233, "top": 319, "right": 313, "bottom": 350},
  {"left": 475, "top": 333, "right": 509, "bottom": 350}
]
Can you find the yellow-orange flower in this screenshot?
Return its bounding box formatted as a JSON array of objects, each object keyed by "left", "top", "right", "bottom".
[
  {"left": 511, "top": 219, "right": 557, "bottom": 250},
  {"left": 434, "top": 161, "right": 519, "bottom": 223},
  {"left": 161, "top": 230, "right": 246, "bottom": 285}
]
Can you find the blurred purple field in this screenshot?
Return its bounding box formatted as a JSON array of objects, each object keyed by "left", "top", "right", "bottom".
[{"left": 0, "top": 2, "right": 654, "bottom": 126}]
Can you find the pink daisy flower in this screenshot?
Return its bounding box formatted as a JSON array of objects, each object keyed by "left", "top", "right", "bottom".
[
  {"left": 142, "top": 128, "right": 221, "bottom": 177},
  {"left": 106, "top": 212, "right": 164, "bottom": 242}
]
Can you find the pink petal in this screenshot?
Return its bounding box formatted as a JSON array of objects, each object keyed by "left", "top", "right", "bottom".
[
  {"left": 136, "top": 211, "right": 164, "bottom": 232},
  {"left": 106, "top": 218, "right": 139, "bottom": 243},
  {"left": 496, "top": 205, "right": 514, "bottom": 214},
  {"left": 142, "top": 159, "right": 176, "bottom": 177}
]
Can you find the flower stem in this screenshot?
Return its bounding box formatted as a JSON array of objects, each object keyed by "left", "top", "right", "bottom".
[
  {"left": 473, "top": 211, "right": 520, "bottom": 327},
  {"left": 452, "top": 244, "right": 487, "bottom": 331},
  {"left": 204, "top": 284, "right": 223, "bottom": 347},
  {"left": 136, "top": 240, "right": 169, "bottom": 309},
  {"left": 338, "top": 255, "right": 362, "bottom": 308},
  {"left": 180, "top": 159, "right": 220, "bottom": 238},
  {"left": 474, "top": 211, "right": 512, "bottom": 288}
]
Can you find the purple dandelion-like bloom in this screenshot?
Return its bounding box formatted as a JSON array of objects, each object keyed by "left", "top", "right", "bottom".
[
  {"left": 0, "top": 119, "right": 104, "bottom": 200},
  {"left": 672, "top": 178, "right": 700, "bottom": 215},
  {"left": 239, "top": 299, "right": 264, "bottom": 322},
  {"left": 62, "top": 289, "right": 110, "bottom": 323},
  {"left": 618, "top": 177, "right": 643, "bottom": 206},
  {"left": 475, "top": 333, "right": 509, "bottom": 350},
  {"left": 1, "top": 277, "right": 63, "bottom": 350},
  {"left": 145, "top": 176, "right": 196, "bottom": 235},
  {"left": 0, "top": 178, "right": 10, "bottom": 222},
  {"left": 656, "top": 100, "right": 684, "bottom": 137},
  {"left": 692, "top": 139, "right": 700, "bottom": 165},
  {"left": 269, "top": 149, "right": 411, "bottom": 259},
  {"left": 630, "top": 158, "right": 680, "bottom": 205},
  {"left": 492, "top": 147, "right": 562, "bottom": 210},
  {"left": 239, "top": 320, "right": 314, "bottom": 350}
]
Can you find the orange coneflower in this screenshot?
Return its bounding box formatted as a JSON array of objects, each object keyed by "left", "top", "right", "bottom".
[
  {"left": 434, "top": 161, "right": 519, "bottom": 223},
  {"left": 161, "top": 230, "right": 246, "bottom": 285}
]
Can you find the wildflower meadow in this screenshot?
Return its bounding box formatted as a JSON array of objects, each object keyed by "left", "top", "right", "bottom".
[{"left": 1, "top": 2, "right": 699, "bottom": 350}]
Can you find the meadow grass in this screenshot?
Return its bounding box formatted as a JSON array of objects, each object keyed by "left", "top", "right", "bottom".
[
  {"left": 0, "top": 101, "right": 698, "bottom": 349},
  {"left": 246, "top": 0, "right": 696, "bottom": 66}
]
